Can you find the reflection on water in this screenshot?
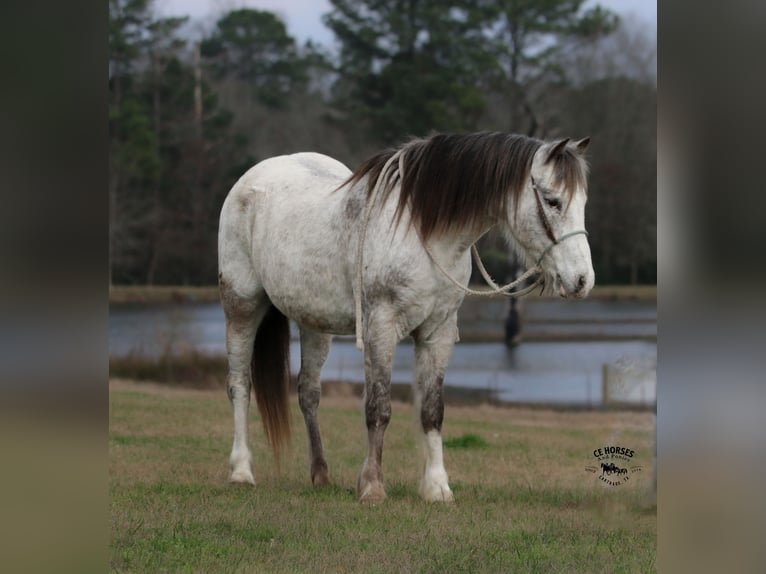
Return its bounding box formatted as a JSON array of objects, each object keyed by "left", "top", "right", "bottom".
[{"left": 109, "top": 301, "right": 656, "bottom": 406}]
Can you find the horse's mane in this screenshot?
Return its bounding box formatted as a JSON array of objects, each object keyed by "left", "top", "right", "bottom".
[{"left": 343, "top": 131, "right": 587, "bottom": 241}]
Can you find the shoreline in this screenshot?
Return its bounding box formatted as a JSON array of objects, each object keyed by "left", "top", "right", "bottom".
[
  {"left": 107, "top": 376, "right": 656, "bottom": 413},
  {"left": 109, "top": 284, "right": 657, "bottom": 305}
]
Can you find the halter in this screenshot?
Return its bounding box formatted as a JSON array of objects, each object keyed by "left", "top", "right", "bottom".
[{"left": 530, "top": 175, "right": 589, "bottom": 266}]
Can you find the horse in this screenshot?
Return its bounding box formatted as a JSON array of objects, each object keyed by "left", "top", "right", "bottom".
[
  {"left": 217, "top": 131, "right": 594, "bottom": 503},
  {"left": 601, "top": 462, "right": 626, "bottom": 476}
]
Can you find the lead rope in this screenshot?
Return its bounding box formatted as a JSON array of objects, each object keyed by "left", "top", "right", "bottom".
[
  {"left": 355, "top": 150, "right": 404, "bottom": 350},
  {"left": 423, "top": 243, "right": 543, "bottom": 298}
]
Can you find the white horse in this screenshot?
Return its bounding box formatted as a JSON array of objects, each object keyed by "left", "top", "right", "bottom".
[{"left": 218, "top": 132, "right": 594, "bottom": 503}]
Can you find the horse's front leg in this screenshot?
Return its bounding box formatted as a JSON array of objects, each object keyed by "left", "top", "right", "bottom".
[
  {"left": 413, "top": 316, "right": 458, "bottom": 502},
  {"left": 357, "top": 307, "right": 397, "bottom": 504}
]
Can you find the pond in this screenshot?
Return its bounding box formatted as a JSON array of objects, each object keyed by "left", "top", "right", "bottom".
[{"left": 109, "top": 299, "right": 656, "bottom": 407}]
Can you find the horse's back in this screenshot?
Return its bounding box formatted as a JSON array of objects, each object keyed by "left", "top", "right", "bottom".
[
  {"left": 219, "top": 152, "right": 359, "bottom": 333},
  {"left": 221, "top": 151, "right": 352, "bottom": 232},
  {"left": 287, "top": 152, "right": 352, "bottom": 182},
  {"left": 246, "top": 152, "right": 351, "bottom": 192}
]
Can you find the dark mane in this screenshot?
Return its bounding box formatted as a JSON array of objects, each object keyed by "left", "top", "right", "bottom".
[{"left": 342, "top": 132, "right": 587, "bottom": 241}]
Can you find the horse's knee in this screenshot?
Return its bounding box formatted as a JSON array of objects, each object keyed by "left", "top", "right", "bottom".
[
  {"left": 365, "top": 389, "right": 391, "bottom": 430},
  {"left": 298, "top": 381, "right": 321, "bottom": 415},
  {"left": 227, "top": 376, "right": 251, "bottom": 403}
]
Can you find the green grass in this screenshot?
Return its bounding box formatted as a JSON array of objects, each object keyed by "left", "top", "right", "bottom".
[
  {"left": 110, "top": 382, "right": 656, "bottom": 573},
  {"left": 444, "top": 433, "right": 489, "bottom": 449}
]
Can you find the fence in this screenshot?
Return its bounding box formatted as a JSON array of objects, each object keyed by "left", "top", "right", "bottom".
[{"left": 602, "top": 355, "right": 657, "bottom": 407}]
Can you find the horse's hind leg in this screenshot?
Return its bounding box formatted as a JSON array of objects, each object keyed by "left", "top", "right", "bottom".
[
  {"left": 220, "top": 278, "right": 269, "bottom": 485},
  {"left": 297, "top": 327, "right": 332, "bottom": 487},
  {"left": 412, "top": 315, "right": 458, "bottom": 502}
]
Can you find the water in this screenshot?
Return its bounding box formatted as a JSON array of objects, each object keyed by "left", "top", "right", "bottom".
[
  {"left": 318, "top": 338, "right": 655, "bottom": 405},
  {"left": 109, "top": 300, "right": 656, "bottom": 406}
]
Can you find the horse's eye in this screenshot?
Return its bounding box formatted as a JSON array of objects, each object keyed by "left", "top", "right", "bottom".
[{"left": 545, "top": 197, "right": 562, "bottom": 210}]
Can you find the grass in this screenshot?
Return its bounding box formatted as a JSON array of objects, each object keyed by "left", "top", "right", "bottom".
[
  {"left": 444, "top": 433, "right": 489, "bottom": 449},
  {"left": 110, "top": 380, "right": 656, "bottom": 573},
  {"left": 109, "top": 354, "right": 499, "bottom": 404},
  {"left": 110, "top": 351, "right": 227, "bottom": 388}
]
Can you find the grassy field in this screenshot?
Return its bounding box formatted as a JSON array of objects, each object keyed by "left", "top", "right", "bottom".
[{"left": 110, "top": 380, "right": 656, "bottom": 573}]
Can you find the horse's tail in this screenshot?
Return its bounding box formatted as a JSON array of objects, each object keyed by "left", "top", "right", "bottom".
[{"left": 252, "top": 304, "right": 292, "bottom": 469}]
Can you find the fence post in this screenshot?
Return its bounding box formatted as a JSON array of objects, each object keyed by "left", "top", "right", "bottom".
[{"left": 602, "top": 363, "right": 609, "bottom": 406}]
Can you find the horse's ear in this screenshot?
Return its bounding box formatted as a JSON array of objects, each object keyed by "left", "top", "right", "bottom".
[
  {"left": 573, "top": 137, "right": 590, "bottom": 154},
  {"left": 545, "top": 138, "right": 570, "bottom": 163}
]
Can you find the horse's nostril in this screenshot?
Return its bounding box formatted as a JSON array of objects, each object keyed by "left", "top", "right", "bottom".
[{"left": 576, "top": 275, "right": 586, "bottom": 291}]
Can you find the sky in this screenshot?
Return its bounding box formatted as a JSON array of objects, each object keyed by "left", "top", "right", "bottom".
[{"left": 157, "top": 0, "right": 657, "bottom": 46}]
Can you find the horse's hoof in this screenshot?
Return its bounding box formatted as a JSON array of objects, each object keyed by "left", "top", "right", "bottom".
[
  {"left": 229, "top": 469, "right": 255, "bottom": 486},
  {"left": 312, "top": 470, "right": 332, "bottom": 488},
  {"left": 311, "top": 460, "right": 331, "bottom": 487},
  {"left": 359, "top": 481, "right": 387, "bottom": 504},
  {"left": 421, "top": 487, "right": 454, "bottom": 503},
  {"left": 420, "top": 480, "right": 454, "bottom": 503}
]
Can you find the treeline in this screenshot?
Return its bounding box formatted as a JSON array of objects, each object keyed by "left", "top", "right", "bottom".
[{"left": 109, "top": 0, "right": 656, "bottom": 286}]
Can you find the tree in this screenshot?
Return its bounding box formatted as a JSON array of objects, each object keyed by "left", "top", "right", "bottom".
[
  {"left": 109, "top": 0, "right": 253, "bottom": 285},
  {"left": 557, "top": 20, "right": 657, "bottom": 284},
  {"left": 109, "top": 0, "right": 159, "bottom": 284},
  {"left": 201, "top": 9, "right": 307, "bottom": 107},
  {"left": 109, "top": 0, "right": 154, "bottom": 113},
  {"left": 151, "top": 55, "right": 254, "bottom": 285},
  {"left": 323, "top": 0, "right": 496, "bottom": 146},
  {"left": 478, "top": 0, "right": 618, "bottom": 137},
  {"left": 199, "top": 10, "right": 356, "bottom": 167}
]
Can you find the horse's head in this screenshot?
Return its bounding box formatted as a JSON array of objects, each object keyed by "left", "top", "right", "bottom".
[{"left": 509, "top": 137, "right": 595, "bottom": 298}]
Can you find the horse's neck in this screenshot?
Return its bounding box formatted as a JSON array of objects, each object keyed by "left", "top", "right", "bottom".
[
  {"left": 359, "top": 178, "right": 493, "bottom": 264},
  {"left": 425, "top": 224, "right": 493, "bottom": 266}
]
